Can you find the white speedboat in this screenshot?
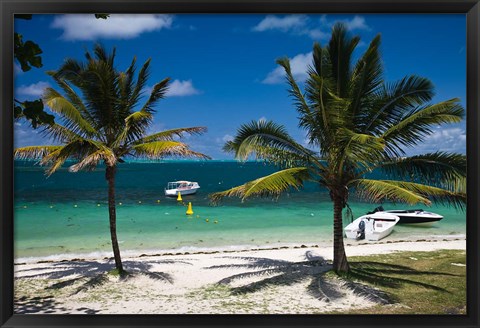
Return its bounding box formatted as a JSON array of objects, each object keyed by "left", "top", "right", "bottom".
[
  {"left": 345, "top": 213, "right": 400, "bottom": 241},
  {"left": 164, "top": 181, "right": 200, "bottom": 196},
  {"left": 367, "top": 206, "right": 443, "bottom": 225}
]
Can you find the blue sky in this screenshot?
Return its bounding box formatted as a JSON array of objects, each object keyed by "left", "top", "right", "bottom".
[{"left": 14, "top": 14, "right": 466, "bottom": 159}]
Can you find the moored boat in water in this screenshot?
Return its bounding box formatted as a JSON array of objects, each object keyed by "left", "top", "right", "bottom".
[
  {"left": 165, "top": 181, "right": 200, "bottom": 196},
  {"left": 367, "top": 206, "right": 443, "bottom": 225},
  {"left": 344, "top": 212, "right": 400, "bottom": 241}
]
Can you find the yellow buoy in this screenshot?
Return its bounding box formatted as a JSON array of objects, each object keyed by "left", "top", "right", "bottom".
[
  {"left": 205, "top": 219, "right": 209, "bottom": 222},
  {"left": 157, "top": 200, "right": 161, "bottom": 203},
  {"left": 186, "top": 202, "right": 193, "bottom": 215},
  {"left": 214, "top": 220, "right": 218, "bottom": 224},
  {"left": 97, "top": 203, "right": 101, "bottom": 207},
  {"left": 177, "top": 192, "right": 182, "bottom": 202}
]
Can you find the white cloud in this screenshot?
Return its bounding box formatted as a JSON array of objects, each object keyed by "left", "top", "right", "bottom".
[
  {"left": 14, "top": 122, "right": 53, "bottom": 148},
  {"left": 253, "top": 14, "right": 370, "bottom": 40},
  {"left": 253, "top": 15, "right": 307, "bottom": 32},
  {"left": 165, "top": 80, "right": 201, "bottom": 97},
  {"left": 303, "top": 28, "right": 330, "bottom": 40},
  {"left": 145, "top": 122, "right": 167, "bottom": 136},
  {"left": 341, "top": 16, "right": 370, "bottom": 31},
  {"left": 316, "top": 15, "right": 370, "bottom": 32},
  {"left": 262, "top": 52, "right": 312, "bottom": 84},
  {"left": 51, "top": 14, "right": 173, "bottom": 41},
  {"left": 410, "top": 127, "right": 466, "bottom": 155},
  {"left": 16, "top": 81, "right": 50, "bottom": 97},
  {"left": 215, "top": 134, "right": 233, "bottom": 145},
  {"left": 259, "top": 15, "right": 372, "bottom": 85},
  {"left": 144, "top": 79, "right": 200, "bottom": 98}
]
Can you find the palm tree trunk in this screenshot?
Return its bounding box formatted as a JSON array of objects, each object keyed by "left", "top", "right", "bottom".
[
  {"left": 106, "top": 165, "right": 124, "bottom": 273},
  {"left": 333, "top": 194, "right": 350, "bottom": 273}
]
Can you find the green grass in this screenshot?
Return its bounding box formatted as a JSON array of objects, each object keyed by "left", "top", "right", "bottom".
[
  {"left": 328, "top": 249, "right": 466, "bottom": 314},
  {"left": 108, "top": 268, "right": 129, "bottom": 277}
]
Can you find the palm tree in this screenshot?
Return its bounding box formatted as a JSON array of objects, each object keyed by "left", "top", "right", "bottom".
[
  {"left": 210, "top": 24, "right": 466, "bottom": 273},
  {"left": 14, "top": 44, "right": 210, "bottom": 274}
]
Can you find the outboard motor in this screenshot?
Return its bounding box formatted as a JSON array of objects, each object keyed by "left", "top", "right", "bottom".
[
  {"left": 366, "top": 206, "right": 384, "bottom": 215},
  {"left": 356, "top": 220, "right": 366, "bottom": 240}
]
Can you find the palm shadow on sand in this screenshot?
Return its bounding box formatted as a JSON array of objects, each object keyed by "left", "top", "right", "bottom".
[
  {"left": 14, "top": 294, "right": 101, "bottom": 314},
  {"left": 15, "top": 258, "right": 193, "bottom": 295},
  {"left": 204, "top": 251, "right": 457, "bottom": 305}
]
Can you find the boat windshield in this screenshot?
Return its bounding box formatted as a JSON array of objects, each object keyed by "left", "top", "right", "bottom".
[{"left": 166, "top": 182, "right": 191, "bottom": 190}]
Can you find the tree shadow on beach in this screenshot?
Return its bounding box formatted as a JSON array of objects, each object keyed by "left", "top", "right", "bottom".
[
  {"left": 204, "top": 251, "right": 456, "bottom": 305},
  {"left": 14, "top": 295, "right": 100, "bottom": 314},
  {"left": 342, "top": 261, "right": 460, "bottom": 297},
  {"left": 204, "top": 250, "right": 376, "bottom": 303},
  {"left": 15, "top": 258, "right": 192, "bottom": 295}
]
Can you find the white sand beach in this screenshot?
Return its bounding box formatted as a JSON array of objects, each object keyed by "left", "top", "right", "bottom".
[{"left": 14, "top": 237, "right": 466, "bottom": 315}]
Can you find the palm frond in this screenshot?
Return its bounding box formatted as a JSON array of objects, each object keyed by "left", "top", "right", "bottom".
[
  {"left": 276, "top": 57, "right": 312, "bottom": 119},
  {"left": 278, "top": 50, "right": 337, "bottom": 150},
  {"left": 41, "top": 123, "right": 84, "bottom": 144},
  {"left": 140, "top": 127, "right": 208, "bottom": 143},
  {"left": 38, "top": 145, "right": 71, "bottom": 176},
  {"left": 362, "top": 75, "right": 435, "bottom": 135},
  {"left": 381, "top": 99, "right": 464, "bottom": 154},
  {"left": 327, "top": 23, "right": 360, "bottom": 98},
  {"left": 39, "top": 138, "right": 117, "bottom": 174},
  {"left": 48, "top": 58, "right": 84, "bottom": 86},
  {"left": 227, "top": 120, "right": 317, "bottom": 164},
  {"left": 349, "top": 34, "right": 383, "bottom": 117},
  {"left": 139, "top": 77, "right": 170, "bottom": 114},
  {"left": 132, "top": 141, "right": 210, "bottom": 160},
  {"left": 209, "top": 167, "right": 310, "bottom": 204},
  {"left": 117, "top": 57, "right": 152, "bottom": 118},
  {"left": 352, "top": 178, "right": 466, "bottom": 209},
  {"left": 129, "top": 58, "right": 151, "bottom": 109},
  {"left": 43, "top": 88, "right": 98, "bottom": 137},
  {"left": 46, "top": 71, "right": 96, "bottom": 127},
  {"left": 336, "top": 127, "right": 385, "bottom": 168},
  {"left": 304, "top": 72, "right": 343, "bottom": 149},
  {"left": 93, "top": 43, "right": 115, "bottom": 65},
  {"left": 117, "top": 58, "right": 136, "bottom": 113},
  {"left": 377, "top": 152, "right": 466, "bottom": 192},
  {"left": 14, "top": 145, "right": 63, "bottom": 160},
  {"left": 113, "top": 110, "right": 154, "bottom": 148},
  {"left": 236, "top": 144, "right": 320, "bottom": 170},
  {"left": 68, "top": 148, "right": 116, "bottom": 172}
]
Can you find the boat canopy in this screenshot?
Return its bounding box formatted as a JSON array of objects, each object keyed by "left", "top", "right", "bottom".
[{"left": 166, "top": 181, "right": 196, "bottom": 190}]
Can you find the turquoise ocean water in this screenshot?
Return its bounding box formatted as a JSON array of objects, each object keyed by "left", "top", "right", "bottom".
[{"left": 14, "top": 160, "right": 466, "bottom": 261}]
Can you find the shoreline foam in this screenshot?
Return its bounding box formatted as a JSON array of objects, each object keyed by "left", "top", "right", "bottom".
[{"left": 14, "top": 234, "right": 466, "bottom": 265}]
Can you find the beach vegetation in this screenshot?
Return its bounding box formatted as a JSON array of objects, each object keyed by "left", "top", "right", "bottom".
[
  {"left": 327, "top": 249, "right": 466, "bottom": 314},
  {"left": 210, "top": 23, "right": 466, "bottom": 273},
  {"left": 14, "top": 44, "right": 210, "bottom": 273}
]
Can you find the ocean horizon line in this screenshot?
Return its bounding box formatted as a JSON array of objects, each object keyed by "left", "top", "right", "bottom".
[{"left": 14, "top": 158, "right": 260, "bottom": 164}]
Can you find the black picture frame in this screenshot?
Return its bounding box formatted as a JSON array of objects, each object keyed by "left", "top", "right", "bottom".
[{"left": 1, "top": 0, "right": 479, "bottom": 327}]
